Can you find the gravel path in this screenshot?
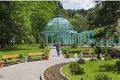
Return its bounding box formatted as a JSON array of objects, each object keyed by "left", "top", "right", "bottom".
[{"left": 0, "top": 48, "right": 80, "bottom": 80}]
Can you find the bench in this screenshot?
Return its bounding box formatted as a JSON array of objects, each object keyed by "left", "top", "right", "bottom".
[
  {"left": 28, "top": 52, "right": 44, "bottom": 61},
  {"left": 82, "top": 50, "right": 94, "bottom": 54},
  {"left": 2, "top": 54, "right": 20, "bottom": 66},
  {"left": 0, "top": 61, "right": 4, "bottom": 68},
  {"left": 82, "top": 50, "right": 95, "bottom": 57}
]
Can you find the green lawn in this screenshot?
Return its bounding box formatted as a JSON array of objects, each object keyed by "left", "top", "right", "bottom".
[
  {"left": 62, "top": 59, "right": 120, "bottom": 80},
  {"left": 62, "top": 47, "right": 95, "bottom": 58},
  {"left": 68, "top": 53, "right": 93, "bottom": 58},
  {"left": 69, "top": 47, "right": 95, "bottom": 52},
  {"left": 0, "top": 44, "right": 43, "bottom": 60},
  {"left": 64, "top": 47, "right": 120, "bottom": 52}
]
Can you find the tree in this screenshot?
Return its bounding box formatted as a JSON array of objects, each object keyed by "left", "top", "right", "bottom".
[
  {"left": 70, "top": 13, "right": 89, "bottom": 32},
  {"left": 0, "top": 1, "right": 23, "bottom": 48},
  {"left": 0, "top": 1, "right": 60, "bottom": 48},
  {"left": 87, "top": 1, "right": 120, "bottom": 43},
  {"left": 30, "top": 1, "right": 58, "bottom": 44},
  {"left": 10, "top": 1, "right": 33, "bottom": 44}
]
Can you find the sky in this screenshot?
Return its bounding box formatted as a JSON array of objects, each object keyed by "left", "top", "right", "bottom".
[{"left": 61, "top": 0, "right": 96, "bottom": 10}]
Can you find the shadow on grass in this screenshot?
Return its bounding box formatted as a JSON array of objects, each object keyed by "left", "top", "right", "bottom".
[{"left": 99, "top": 64, "right": 120, "bottom": 74}]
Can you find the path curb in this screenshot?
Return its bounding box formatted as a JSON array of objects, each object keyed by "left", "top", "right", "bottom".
[{"left": 60, "top": 64, "right": 70, "bottom": 80}]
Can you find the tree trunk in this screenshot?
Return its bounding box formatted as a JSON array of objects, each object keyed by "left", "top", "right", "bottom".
[{"left": 1, "top": 38, "right": 5, "bottom": 48}]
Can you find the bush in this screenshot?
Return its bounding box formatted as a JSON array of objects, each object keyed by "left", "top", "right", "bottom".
[
  {"left": 116, "top": 61, "right": 120, "bottom": 70},
  {"left": 77, "top": 59, "right": 85, "bottom": 64},
  {"left": 104, "top": 56, "right": 112, "bottom": 60},
  {"left": 95, "top": 73, "right": 112, "bottom": 80},
  {"left": 69, "top": 62, "right": 85, "bottom": 75},
  {"left": 19, "top": 52, "right": 26, "bottom": 63},
  {"left": 115, "top": 52, "right": 120, "bottom": 58},
  {"left": 71, "top": 43, "right": 77, "bottom": 48},
  {"left": 44, "top": 47, "right": 50, "bottom": 56},
  {"left": 94, "top": 46, "right": 99, "bottom": 54},
  {"left": 102, "top": 48, "right": 109, "bottom": 54},
  {"left": 90, "top": 43, "right": 95, "bottom": 48},
  {"left": 6, "top": 59, "right": 19, "bottom": 65},
  {"left": 0, "top": 52, "right": 2, "bottom": 60},
  {"left": 89, "top": 58, "right": 97, "bottom": 61},
  {"left": 39, "top": 40, "right": 45, "bottom": 49},
  {"left": 62, "top": 48, "right": 70, "bottom": 54},
  {"left": 19, "top": 52, "right": 25, "bottom": 59},
  {"left": 62, "top": 48, "right": 70, "bottom": 58},
  {"left": 30, "top": 56, "right": 42, "bottom": 61}
]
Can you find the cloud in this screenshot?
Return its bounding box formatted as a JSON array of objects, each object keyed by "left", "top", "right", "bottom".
[{"left": 61, "top": 0, "right": 95, "bottom": 10}]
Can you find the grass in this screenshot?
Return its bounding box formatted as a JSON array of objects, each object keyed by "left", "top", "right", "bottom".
[
  {"left": 64, "top": 47, "right": 120, "bottom": 52},
  {"left": 62, "top": 47, "right": 95, "bottom": 58},
  {"left": 69, "top": 53, "right": 92, "bottom": 58},
  {"left": 62, "top": 59, "right": 120, "bottom": 80},
  {"left": 69, "top": 47, "right": 95, "bottom": 52},
  {"left": 0, "top": 44, "right": 44, "bottom": 61}
]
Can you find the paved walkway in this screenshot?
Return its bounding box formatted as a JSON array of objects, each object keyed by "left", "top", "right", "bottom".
[{"left": 0, "top": 48, "right": 81, "bottom": 80}]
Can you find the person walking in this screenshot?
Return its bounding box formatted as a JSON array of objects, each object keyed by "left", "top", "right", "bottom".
[
  {"left": 97, "top": 46, "right": 102, "bottom": 59},
  {"left": 89, "top": 49, "right": 92, "bottom": 58},
  {"left": 74, "top": 53, "right": 78, "bottom": 58},
  {"left": 56, "top": 43, "right": 60, "bottom": 56},
  {"left": 111, "top": 45, "right": 116, "bottom": 58},
  {"left": 80, "top": 51, "right": 83, "bottom": 58}
]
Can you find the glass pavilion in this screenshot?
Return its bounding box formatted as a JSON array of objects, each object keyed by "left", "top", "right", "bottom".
[
  {"left": 43, "top": 16, "right": 118, "bottom": 47},
  {"left": 43, "top": 16, "right": 77, "bottom": 45}
]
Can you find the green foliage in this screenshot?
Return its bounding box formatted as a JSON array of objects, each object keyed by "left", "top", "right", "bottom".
[
  {"left": 87, "top": 2, "right": 120, "bottom": 42},
  {"left": 44, "top": 47, "right": 50, "bottom": 55},
  {"left": 104, "top": 56, "right": 112, "bottom": 60},
  {"left": 62, "top": 60, "right": 119, "bottom": 80},
  {"left": 89, "top": 58, "right": 97, "bottom": 61},
  {"left": 0, "top": 44, "right": 43, "bottom": 60},
  {"left": 30, "top": 1, "right": 58, "bottom": 44},
  {"left": 62, "top": 48, "right": 70, "bottom": 54},
  {"left": 90, "top": 43, "right": 95, "bottom": 48},
  {"left": 19, "top": 52, "right": 25, "bottom": 59},
  {"left": 5, "top": 59, "right": 20, "bottom": 66},
  {"left": 94, "top": 46, "right": 99, "bottom": 54},
  {"left": 0, "top": 52, "right": 2, "bottom": 59},
  {"left": 39, "top": 40, "right": 45, "bottom": 49},
  {"left": 69, "top": 62, "right": 85, "bottom": 75},
  {"left": 62, "top": 48, "right": 70, "bottom": 58},
  {"left": 28, "top": 56, "right": 42, "bottom": 61},
  {"left": 77, "top": 58, "right": 85, "bottom": 64},
  {"left": 102, "top": 48, "right": 109, "bottom": 54},
  {"left": 0, "top": 1, "right": 60, "bottom": 47},
  {"left": 71, "top": 43, "right": 77, "bottom": 48},
  {"left": 87, "top": 8, "right": 96, "bottom": 27},
  {"left": 116, "top": 61, "right": 120, "bottom": 70},
  {"left": 95, "top": 73, "right": 112, "bottom": 80},
  {"left": 70, "top": 13, "right": 89, "bottom": 32},
  {"left": 114, "top": 51, "right": 120, "bottom": 58},
  {"left": 0, "top": 2, "right": 24, "bottom": 48},
  {"left": 19, "top": 52, "right": 26, "bottom": 63}
]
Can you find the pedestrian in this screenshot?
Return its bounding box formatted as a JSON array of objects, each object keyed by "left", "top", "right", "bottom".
[
  {"left": 74, "top": 53, "right": 78, "bottom": 58},
  {"left": 80, "top": 51, "right": 83, "bottom": 58},
  {"left": 56, "top": 43, "right": 60, "bottom": 56},
  {"left": 111, "top": 45, "right": 116, "bottom": 58},
  {"left": 88, "top": 49, "right": 92, "bottom": 58},
  {"left": 97, "top": 46, "right": 102, "bottom": 59}
]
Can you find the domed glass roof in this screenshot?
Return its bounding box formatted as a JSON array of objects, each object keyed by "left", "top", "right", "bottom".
[{"left": 45, "top": 17, "right": 73, "bottom": 31}]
